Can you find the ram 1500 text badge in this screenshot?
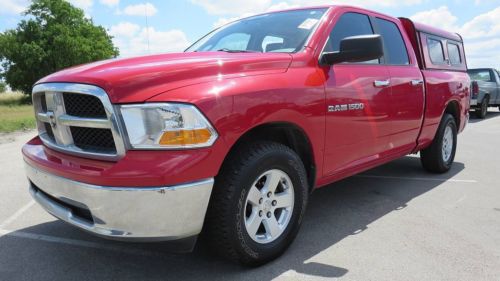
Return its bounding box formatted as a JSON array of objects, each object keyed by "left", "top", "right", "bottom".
[{"left": 23, "top": 5, "right": 470, "bottom": 265}]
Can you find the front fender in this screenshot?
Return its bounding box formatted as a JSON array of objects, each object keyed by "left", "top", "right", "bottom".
[{"left": 147, "top": 72, "right": 326, "bottom": 179}]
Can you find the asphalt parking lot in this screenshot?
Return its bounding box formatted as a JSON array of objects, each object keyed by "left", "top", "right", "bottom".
[{"left": 1, "top": 110, "right": 500, "bottom": 281}]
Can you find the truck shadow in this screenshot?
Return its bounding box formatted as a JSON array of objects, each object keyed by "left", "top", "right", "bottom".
[
  {"left": 0, "top": 156, "right": 466, "bottom": 280},
  {"left": 468, "top": 110, "right": 500, "bottom": 123}
]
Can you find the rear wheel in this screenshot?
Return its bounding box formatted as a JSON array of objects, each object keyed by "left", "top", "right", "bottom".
[
  {"left": 205, "top": 142, "right": 309, "bottom": 266},
  {"left": 420, "top": 114, "right": 457, "bottom": 173},
  {"left": 475, "top": 96, "right": 489, "bottom": 119}
]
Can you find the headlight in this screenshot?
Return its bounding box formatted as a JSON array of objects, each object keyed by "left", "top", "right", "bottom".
[{"left": 119, "top": 103, "right": 218, "bottom": 149}]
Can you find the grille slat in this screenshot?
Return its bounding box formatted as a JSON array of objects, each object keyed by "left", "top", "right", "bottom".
[{"left": 63, "top": 93, "right": 107, "bottom": 118}]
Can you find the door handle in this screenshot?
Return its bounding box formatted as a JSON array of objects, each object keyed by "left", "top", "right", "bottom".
[
  {"left": 410, "top": 79, "right": 424, "bottom": 86},
  {"left": 373, "top": 80, "right": 390, "bottom": 87}
]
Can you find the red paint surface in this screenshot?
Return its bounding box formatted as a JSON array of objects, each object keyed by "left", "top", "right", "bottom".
[{"left": 23, "top": 5, "right": 470, "bottom": 188}]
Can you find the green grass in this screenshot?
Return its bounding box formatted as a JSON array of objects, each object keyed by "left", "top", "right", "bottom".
[{"left": 0, "top": 92, "right": 36, "bottom": 133}]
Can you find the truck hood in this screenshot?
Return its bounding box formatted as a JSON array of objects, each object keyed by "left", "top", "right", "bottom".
[{"left": 37, "top": 52, "right": 293, "bottom": 103}]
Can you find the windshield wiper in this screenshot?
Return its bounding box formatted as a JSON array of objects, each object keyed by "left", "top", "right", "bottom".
[{"left": 216, "top": 48, "right": 261, "bottom": 53}]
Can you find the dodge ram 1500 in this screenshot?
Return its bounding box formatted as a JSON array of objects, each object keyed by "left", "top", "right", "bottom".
[{"left": 23, "top": 5, "right": 470, "bottom": 265}]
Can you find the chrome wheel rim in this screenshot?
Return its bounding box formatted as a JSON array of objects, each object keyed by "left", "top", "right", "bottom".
[
  {"left": 244, "top": 169, "right": 294, "bottom": 244},
  {"left": 442, "top": 125, "right": 453, "bottom": 162}
]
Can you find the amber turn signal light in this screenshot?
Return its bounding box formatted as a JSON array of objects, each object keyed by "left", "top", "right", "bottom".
[{"left": 159, "top": 128, "right": 213, "bottom": 146}]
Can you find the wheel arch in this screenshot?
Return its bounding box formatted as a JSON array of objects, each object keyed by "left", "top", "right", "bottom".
[
  {"left": 481, "top": 92, "right": 490, "bottom": 103},
  {"left": 444, "top": 100, "right": 461, "bottom": 128},
  {"left": 220, "top": 122, "right": 317, "bottom": 191}
]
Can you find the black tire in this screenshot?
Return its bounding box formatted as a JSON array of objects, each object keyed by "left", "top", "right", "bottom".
[
  {"left": 420, "top": 114, "right": 457, "bottom": 173},
  {"left": 204, "top": 141, "right": 309, "bottom": 266},
  {"left": 475, "top": 96, "right": 489, "bottom": 119}
]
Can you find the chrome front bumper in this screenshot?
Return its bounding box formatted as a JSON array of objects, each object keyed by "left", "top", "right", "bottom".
[{"left": 25, "top": 162, "right": 213, "bottom": 241}]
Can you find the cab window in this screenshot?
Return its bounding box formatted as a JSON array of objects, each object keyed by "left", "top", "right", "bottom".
[
  {"left": 447, "top": 43, "right": 461, "bottom": 65},
  {"left": 324, "top": 12, "right": 378, "bottom": 63},
  {"left": 428, "top": 38, "right": 445, "bottom": 64}
]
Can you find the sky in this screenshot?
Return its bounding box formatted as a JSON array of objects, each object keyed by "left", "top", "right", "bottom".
[{"left": 0, "top": 0, "right": 499, "bottom": 69}]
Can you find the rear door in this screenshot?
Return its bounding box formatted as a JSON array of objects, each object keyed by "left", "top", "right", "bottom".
[
  {"left": 372, "top": 17, "right": 425, "bottom": 152},
  {"left": 321, "top": 12, "right": 393, "bottom": 175}
]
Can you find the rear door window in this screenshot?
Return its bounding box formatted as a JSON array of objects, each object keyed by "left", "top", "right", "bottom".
[
  {"left": 447, "top": 43, "right": 461, "bottom": 65},
  {"left": 374, "top": 18, "right": 409, "bottom": 65},
  {"left": 427, "top": 38, "right": 445, "bottom": 64}
]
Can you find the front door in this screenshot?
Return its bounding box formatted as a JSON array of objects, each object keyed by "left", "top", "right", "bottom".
[{"left": 321, "top": 12, "right": 393, "bottom": 176}]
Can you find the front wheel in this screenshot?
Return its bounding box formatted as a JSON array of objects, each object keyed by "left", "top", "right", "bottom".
[
  {"left": 420, "top": 114, "right": 457, "bottom": 173},
  {"left": 205, "top": 142, "right": 309, "bottom": 266}
]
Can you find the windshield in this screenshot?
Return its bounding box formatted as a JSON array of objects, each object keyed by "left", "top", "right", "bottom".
[{"left": 186, "top": 8, "right": 327, "bottom": 53}]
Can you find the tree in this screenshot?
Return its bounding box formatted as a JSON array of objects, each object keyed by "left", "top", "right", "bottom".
[
  {"left": 0, "top": 81, "right": 6, "bottom": 93},
  {"left": 0, "top": 0, "right": 119, "bottom": 96}
]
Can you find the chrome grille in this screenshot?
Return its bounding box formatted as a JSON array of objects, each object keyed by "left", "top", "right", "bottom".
[{"left": 32, "top": 83, "right": 126, "bottom": 161}]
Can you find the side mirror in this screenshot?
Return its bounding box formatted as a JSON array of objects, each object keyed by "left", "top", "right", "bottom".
[{"left": 321, "top": 34, "right": 384, "bottom": 65}]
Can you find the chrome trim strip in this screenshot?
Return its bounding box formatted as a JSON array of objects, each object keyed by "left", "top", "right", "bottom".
[
  {"left": 36, "top": 112, "right": 51, "bottom": 123},
  {"left": 373, "top": 80, "right": 391, "bottom": 87},
  {"left": 37, "top": 113, "right": 111, "bottom": 129},
  {"left": 58, "top": 114, "right": 111, "bottom": 129},
  {"left": 25, "top": 162, "right": 214, "bottom": 241},
  {"left": 32, "top": 83, "right": 126, "bottom": 161},
  {"left": 410, "top": 79, "right": 424, "bottom": 86},
  {"left": 38, "top": 133, "right": 119, "bottom": 158}
]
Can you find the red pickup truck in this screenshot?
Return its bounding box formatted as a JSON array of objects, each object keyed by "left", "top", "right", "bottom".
[{"left": 23, "top": 5, "right": 470, "bottom": 265}]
